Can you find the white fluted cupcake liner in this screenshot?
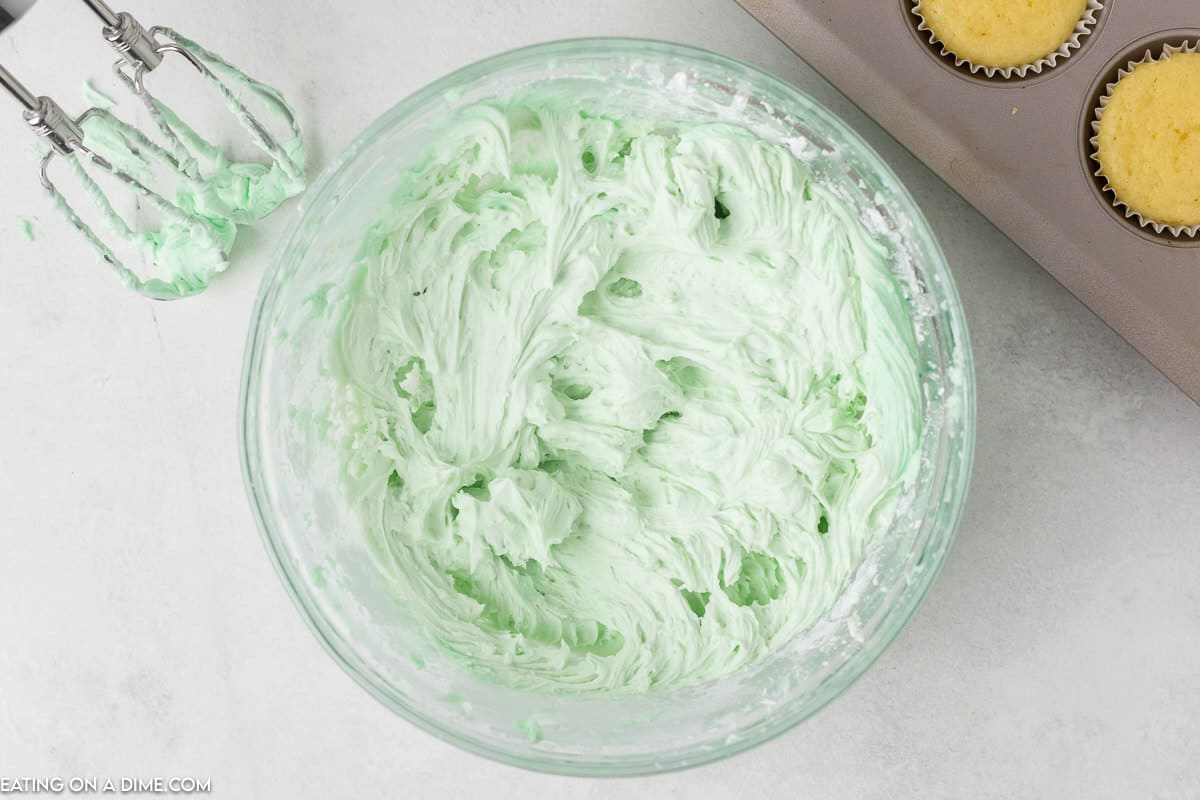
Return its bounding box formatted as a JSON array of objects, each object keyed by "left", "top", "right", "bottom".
[
  {"left": 1089, "top": 40, "right": 1200, "bottom": 239},
  {"left": 911, "top": 0, "right": 1103, "bottom": 79}
]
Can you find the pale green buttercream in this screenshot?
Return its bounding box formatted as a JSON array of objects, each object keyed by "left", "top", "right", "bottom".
[
  {"left": 82, "top": 80, "right": 118, "bottom": 112},
  {"left": 331, "top": 86, "right": 923, "bottom": 693}
]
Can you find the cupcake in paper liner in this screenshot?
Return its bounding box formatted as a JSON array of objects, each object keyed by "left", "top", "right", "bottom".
[
  {"left": 1089, "top": 41, "right": 1200, "bottom": 238},
  {"left": 911, "top": 0, "right": 1103, "bottom": 79}
]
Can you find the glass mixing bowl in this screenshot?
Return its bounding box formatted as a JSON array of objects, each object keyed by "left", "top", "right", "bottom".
[{"left": 240, "top": 39, "right": 975, "bottom": 776}]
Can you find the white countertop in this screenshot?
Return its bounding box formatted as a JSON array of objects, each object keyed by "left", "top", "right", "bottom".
[{"left": 1, "top": 1, "right": 1197, "bottom": 797}]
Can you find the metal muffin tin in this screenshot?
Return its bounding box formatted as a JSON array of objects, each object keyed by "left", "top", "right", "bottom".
[{"left": 738, "top": 0, "right": 1200, "bottom": 403}]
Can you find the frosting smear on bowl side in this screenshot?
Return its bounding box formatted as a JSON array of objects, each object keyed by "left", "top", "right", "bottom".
[{"left": 331, "top": 86, "right": 923, "bottom": 693}]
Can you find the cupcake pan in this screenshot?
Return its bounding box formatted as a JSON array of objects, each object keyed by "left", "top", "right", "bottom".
[{"left": 737, "top": 0, "right": 1200, "bottom": 404}]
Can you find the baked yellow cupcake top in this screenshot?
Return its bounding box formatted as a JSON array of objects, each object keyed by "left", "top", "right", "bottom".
[
  {"left": 917, "top": 0, "right": 1090, "bottom": 69},
  {"left": 1096, "top": 52, "right": 1200, "bottom": 229}
]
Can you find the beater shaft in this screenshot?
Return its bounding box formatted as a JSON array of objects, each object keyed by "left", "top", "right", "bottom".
[
  {"left": 82, "top": 0, "right": 163, "bottom": 71},
  {"left": 0, "top": 63, "right": 38, "bottom": 112},
  {"left": 81, "top": 0, "right": 119, "bottom": 27},
  {"left": 0, "top": 64, "right": 85, "bottom": 155}
]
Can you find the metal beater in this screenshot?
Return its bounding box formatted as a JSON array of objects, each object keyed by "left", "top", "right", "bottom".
[{"left": 0, "top": 0, "right": 305, "bottom": 299}]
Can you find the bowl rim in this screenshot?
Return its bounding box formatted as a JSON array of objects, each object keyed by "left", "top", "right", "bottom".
[{"left": 239, "top": 36, "right": 976, "bottom": 777}]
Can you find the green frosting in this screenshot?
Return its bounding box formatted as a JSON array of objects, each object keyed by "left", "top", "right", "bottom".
[
  {"left": 69, "top": 111, "right": 236, "bottom": 296},
  {"left": 331, "top": 85, "right": 922, "bottom": 692},
  {"left": 81, "top": 80, "right": 118, "bottom": 112}
]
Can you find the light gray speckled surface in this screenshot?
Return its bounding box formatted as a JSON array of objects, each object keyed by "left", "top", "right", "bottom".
[{"left": 0, "top": 1, "right": 1197, "bottom": 797}]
